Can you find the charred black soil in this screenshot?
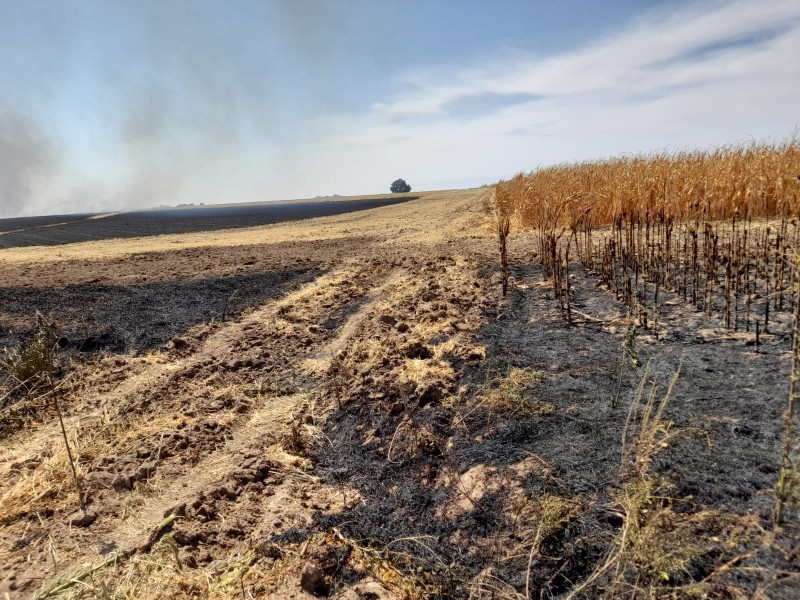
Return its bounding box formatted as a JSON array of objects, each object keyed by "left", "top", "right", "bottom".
[{"left": 0, "top": 196, "right": 416, "bottom": 249}]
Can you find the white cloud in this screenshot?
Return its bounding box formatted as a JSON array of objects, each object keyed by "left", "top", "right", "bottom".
[
  {"left": 300, "top": 0, "right": 800, "bottom": 192},
  {"left": 373, "top": 0, "right": 799, "bottom": 116}
]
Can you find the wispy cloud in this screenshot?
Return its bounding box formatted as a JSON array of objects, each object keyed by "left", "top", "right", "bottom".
[
  {"left": 308, "top": 0, "right": 799, "bottom": 191},
  {"left": 372, "top": 0, "right": 799, "bottom": 118}
]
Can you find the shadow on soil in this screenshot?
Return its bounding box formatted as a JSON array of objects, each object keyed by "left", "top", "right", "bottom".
[{"left": 0, "top": 269, "right": 324, "bottom": 354}]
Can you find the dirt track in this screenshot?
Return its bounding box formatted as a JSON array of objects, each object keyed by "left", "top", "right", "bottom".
[{"left": 1, "top": 189, "right": 798, "bottom": 599}]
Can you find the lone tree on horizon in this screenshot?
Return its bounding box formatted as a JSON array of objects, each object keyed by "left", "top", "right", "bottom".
[{"left": 390, "top": 178, "right": 412, "bottom": 193}]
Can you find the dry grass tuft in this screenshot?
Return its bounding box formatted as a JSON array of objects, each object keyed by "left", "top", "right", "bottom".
[
  {"left": 395, "top": 356, "right": 455, "bottom": 390},
  {"left": 620, "top": 360, "right": 680, "bottom": 480},
  {"left": 0, "top": 440, "right": 85, "bottom": 524},
  {"left": 50, "top": 537, "right": 264, "bottom": 600},
  {"left": 0, "top": 314, "right": 60, "bottom": 392},
  {"left": 567, "top": 365, "right": 759, "bottom": 598},
  {"left": 508, "top": 493, "right": 581, "bottom": 595},
  {"left": 332, "top": 529, "right": 464, "bottom": 599},
  {"left": 481, "top": 368, "right": 552, "bottom": 418},
  {"left": 274, "top": 266, "right": 360, "bottom": 323}
]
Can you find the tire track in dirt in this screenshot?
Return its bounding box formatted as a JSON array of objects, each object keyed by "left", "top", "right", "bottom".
[
  {"left": 96, "top": 264, "right": 394, "bottom": 545},
  {"left": 2, "top": 259, "right": 399, "bottom": 598},
  {"left": 303, "top": 269, "right": 403, "bottom": 372}
]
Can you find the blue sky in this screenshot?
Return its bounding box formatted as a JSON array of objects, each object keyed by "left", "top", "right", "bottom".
[{"left": 0, "top": 0, "right": 798, "bottom": 217}]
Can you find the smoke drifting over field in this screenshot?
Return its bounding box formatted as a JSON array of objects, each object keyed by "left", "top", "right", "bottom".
[
  {"left": 84, "top": 3, "right": 273, "bottom": 215},
  {"left": 0, "top": 107, "right": 57, "bottom": 218},
  {"left": 0, "top": 2, "right": 371, "bottom": 217}
]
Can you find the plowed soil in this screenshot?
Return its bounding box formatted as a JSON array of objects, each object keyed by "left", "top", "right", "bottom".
[{"left": 0, "top": 189, "right": 798, "bottom": 599}]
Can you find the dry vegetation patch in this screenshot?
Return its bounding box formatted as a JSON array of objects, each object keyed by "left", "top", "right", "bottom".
[{"left": 478, "top": 367, "right": 552, "bottom": 418}]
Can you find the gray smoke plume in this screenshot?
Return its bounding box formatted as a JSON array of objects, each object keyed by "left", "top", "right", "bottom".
[
  {"left": 0, "top": 1, "right": 384, "bottom": 217},
  {"left": 0, "top": 106, "right": 57, "bottom": 218}
]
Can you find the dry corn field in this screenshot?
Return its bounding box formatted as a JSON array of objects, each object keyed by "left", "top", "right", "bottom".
[{"left": 496, "top": 140, "right": 800, "bottom": 336}]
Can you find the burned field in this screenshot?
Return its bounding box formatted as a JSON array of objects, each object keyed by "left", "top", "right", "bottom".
[
  {"left": 0, "top": 187, "right": 798, "bottom": 599},
  {"left": 0, "top": 195, "right": 416, "bottom": 249}
]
